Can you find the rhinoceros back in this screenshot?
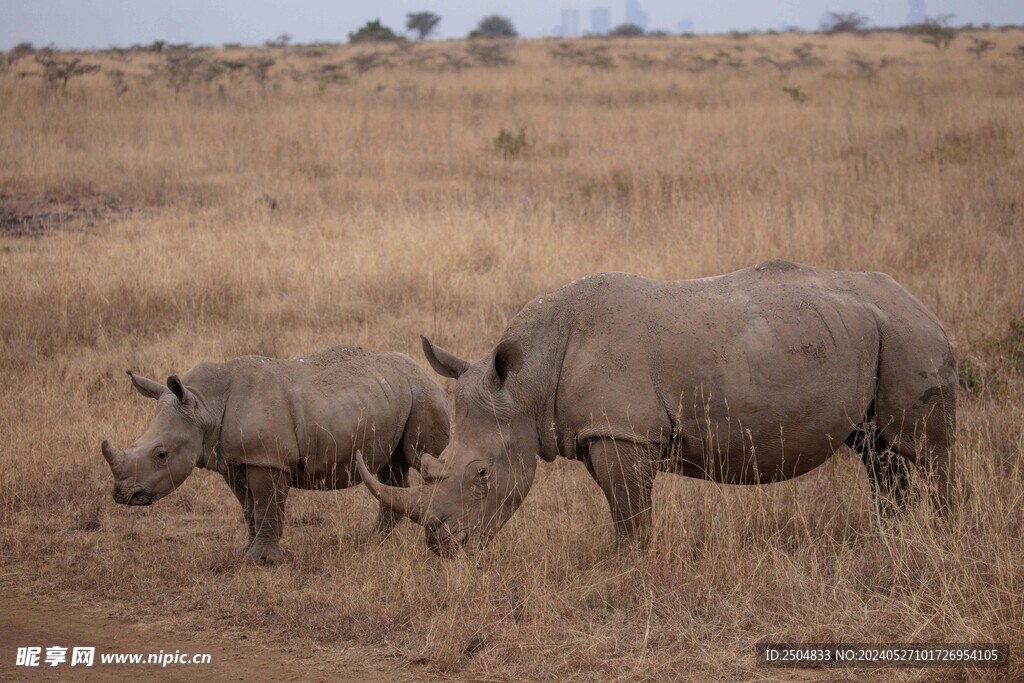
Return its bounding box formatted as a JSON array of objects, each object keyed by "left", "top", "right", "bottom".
[{"left": 203, "top": 346, "right": 418, "bottom": 487}]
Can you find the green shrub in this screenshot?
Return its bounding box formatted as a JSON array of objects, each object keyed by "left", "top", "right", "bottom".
[
  {"left": 349, "top": 20, "right": 400, "bottom": 44},
  {"left": 958, "top": 357, "right": 992, "bottom": 396},
  {"left": 493, "top": 128, "right": 527, "bottom": 159}
]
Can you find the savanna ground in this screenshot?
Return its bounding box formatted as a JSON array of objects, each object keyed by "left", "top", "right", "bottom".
[{"left": 2, "top": 28, "right": 1024, "bottom": 681}]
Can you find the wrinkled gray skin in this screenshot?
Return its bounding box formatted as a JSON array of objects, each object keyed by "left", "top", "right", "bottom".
[
  {"left": 359, "top": 261, "right": 968, "bottom": 557},
  {"left": 102, "top": 346, "right": 449, "bottom": 564}
]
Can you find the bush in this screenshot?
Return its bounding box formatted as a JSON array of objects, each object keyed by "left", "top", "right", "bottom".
[
  {"left": 265, "top": 33, "right": 292, "bottom": 48},
  {"left": 467, "top": 42, "right": 514, "bottom": 67},
  {"left": 958, "top": 357, "right": 993, "bottom": 396},
  {"left": 909, "top": 15, "right": 957, "bottom": 49},
  {"left": 493, "top": 128, "right": 527, "bottom": 159},
  {"left": 28, "top": 55, "right": 101, "bottom": 91},
  {"left": 349, "top": 20, "right": 400, "bottom": 44},
  {"left": 782, "top": 86, "right": 808, "bottom": 102},
  {"left": 471, "top": 15, "right": 517, "bottom": 39},
  {"left": 966, "top": 37, "right": 995, "bottom": 59},
  {"left": 609, "top": 23, "right": 645, "bottom": 38},
  {"left": 986, "top": 318, "right": 1024, "bottom": 377},
  {"left": 821, "top": 12, "right": 870, "bottom": 33}
]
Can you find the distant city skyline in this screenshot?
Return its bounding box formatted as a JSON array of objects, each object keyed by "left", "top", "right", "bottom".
[
  {"left": 625, "top": 0, "right": 649, "bottom": 30},
  {"left": 0, "top": 0, "right": 1019, "bottom": 50},
  {"left": 554, "top": 8, "right": 579, "bottom": 37},
  {"left": 908, "top": 0, "right": 928, "bottom": 24},
  {"left": 590, "top": 7, "right": 611, "bottom": 35}
]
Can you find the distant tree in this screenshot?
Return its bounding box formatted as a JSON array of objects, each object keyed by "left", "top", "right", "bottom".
[
  {"left": 609, "top": 23, "right": 645, "bottom": 37},
  {"left": 30, "top": 54, "right": 100, "bottom": 91},
  {"left": 912, "top": 14, "right": 957, "bottom": 50},
  {"left": 966, "top": 37, "right": 995, "bottom": 59},
  {"left": 470, "top": 15, "right": 517, "bottom": 39},
  {"left": 348, "top": 19, "right": 399, "bottom": 44},
  {"left": 406, "top": 12, "right": 441, "bottom": 41},
  {"left": 821, "top": 12, "right": 870, "bottom": 33},
  {"left": 152, "top": 53, "right": 222, "bottom": 92},
  {"left": 265, "top": 33, "right": 292, "bottom": 47},
  {"left": 11, "top": 42, "right": 35, "bottom": 57},
  {"left": 1, "top": 42, "right": 35, "bottom": 73}
]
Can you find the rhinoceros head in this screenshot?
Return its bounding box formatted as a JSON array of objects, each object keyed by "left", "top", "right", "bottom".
[
  {"left": 101, "top": 371, "right": 204, "bottom": 506},
  {"left": 358, "top": 335, "right": 540, "bottom": 557}
]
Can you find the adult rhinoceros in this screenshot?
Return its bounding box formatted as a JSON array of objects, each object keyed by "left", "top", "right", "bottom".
[
  {"left": 102, "top": 345, "right": 449, "bottom": 564},
  {"left": 358, "top": 261, "right": 967, "bottom": 557}
]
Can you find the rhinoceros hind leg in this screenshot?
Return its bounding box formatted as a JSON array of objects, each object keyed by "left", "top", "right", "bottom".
[
  {"left": 874, "top": 369, "right": 965, "bottom": 517},
  {"left": 585, "top": 438, "right": 657, "bottom": 552},
  {"left": 845, "top": 421, "right": 912, "bottom": 520},
  {"left": 880, "top": 421, "right": 966, "bottom": 519},
  {"left": 243, "top": 466, "right": 289, "bottom": 565},
  {"left": 372, "top": 453, "right": 410, "bottom": 538}
]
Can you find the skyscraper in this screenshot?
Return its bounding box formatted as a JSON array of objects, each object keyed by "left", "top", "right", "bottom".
[
  {"left": 558, "top": 8, "right": 579, "bottom": 37},
  {"left": 625, "top": 0, "right": 648, "bottom": 30},
  {"left": 590, "top": 7, "right": 611, "bottom": 35},
  {"left": 907, "top": 0, "right": 927, "bottom": 25}
]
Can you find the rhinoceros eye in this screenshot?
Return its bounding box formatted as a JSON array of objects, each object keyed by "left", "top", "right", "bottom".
[
  {"left": 470, "top": 466, "right": 489, "bottom": 495},
  {"left": 155, "top": 449, "right": 168, "bottom": 463}
]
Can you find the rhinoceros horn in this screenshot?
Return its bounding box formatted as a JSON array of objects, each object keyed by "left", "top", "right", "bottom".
[
  {"left": 101, "top": 439, "right": 125, "bottom": 476},
  {"left": 356, "top": 450, "right": 432, "bottom": 525},
  {"left": 419, "top": 452, "right": 447, "bottom": 482}
]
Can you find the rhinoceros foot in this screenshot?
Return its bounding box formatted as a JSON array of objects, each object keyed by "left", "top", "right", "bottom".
[{"left": 244, "top": 542, "right": 282, "bottom": 566}]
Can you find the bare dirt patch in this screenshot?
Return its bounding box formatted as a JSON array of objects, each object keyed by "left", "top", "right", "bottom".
[
  {"left": 0, "top": 585, "right": 418, "bottom": 682},
  {"left": 0, "top": 192, "right": 126, "bottom": 238}
]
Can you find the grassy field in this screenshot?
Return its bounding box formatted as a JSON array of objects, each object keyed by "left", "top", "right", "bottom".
[{"left": 2, "top": 29, "right": 1024, "bottom": 680}]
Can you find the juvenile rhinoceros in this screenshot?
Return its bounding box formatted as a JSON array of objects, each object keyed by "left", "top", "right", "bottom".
[
  {"left": 358, "top": 261, "right": 968, "bottom": 557},
  {"left": 102, "top": 345, "right": 449, "bottom": 564}
]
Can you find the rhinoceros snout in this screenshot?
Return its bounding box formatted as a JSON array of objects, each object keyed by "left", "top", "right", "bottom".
[
  {"left": 129, "top": 490, "right": 153, "bottom": 506},
  {"left": 426, "top": 525, "right": 468, "bottom": 558},
  {"left": 113, "top": 486, "right": 152, "bottom": 506}
]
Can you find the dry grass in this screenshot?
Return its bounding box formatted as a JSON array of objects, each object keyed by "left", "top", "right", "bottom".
[{"left": 2, "top": 29, "right": 1023, "bottom": 680}]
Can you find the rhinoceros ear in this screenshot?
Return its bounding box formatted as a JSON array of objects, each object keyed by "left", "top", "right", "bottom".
[
  {"left": 421, "top": 335, "right": 469, "bottom": 379},
  {"left": 166, "top": 375, "right": 197, "bottom": 407},
  {"left": 127, "top": 370, "right": 166, "bottom": 400},
  {"left": 493, "top": 338, "right": 523, "bottom": 385}
]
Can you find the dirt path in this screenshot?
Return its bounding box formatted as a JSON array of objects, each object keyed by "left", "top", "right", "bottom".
[{"left": 0, "top": 591, "right": 418, "bottom": 682}]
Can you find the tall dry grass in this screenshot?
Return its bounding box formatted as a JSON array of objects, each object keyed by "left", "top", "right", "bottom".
[{"left": 2, "top": 30, "right": 1023, "bottom": 680}]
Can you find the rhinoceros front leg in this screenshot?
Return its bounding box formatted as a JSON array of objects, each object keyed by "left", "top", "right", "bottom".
[
  {"left": 224, "top": 468, "right": 256, "bottom": 554},
  {"left": 585, "top": 438, "right": 657, "bottom": 552},
  {"left": 244, "top": 466, "right": 289, "bottom": 565}
]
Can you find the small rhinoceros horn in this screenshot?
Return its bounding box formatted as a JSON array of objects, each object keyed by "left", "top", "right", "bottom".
[
  {"left": 101, "top": 439, "right": 125, "bottom": 475},
  {"left": 419, "top": 453, "right": 447, "bottom": 482}
]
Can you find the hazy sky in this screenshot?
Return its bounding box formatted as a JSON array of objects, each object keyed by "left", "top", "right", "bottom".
[{"left": 1, "top": 0, "right": 1020, "bottom": 50}]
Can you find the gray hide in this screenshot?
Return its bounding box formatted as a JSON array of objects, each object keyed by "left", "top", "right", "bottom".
[
  {"left": 360, "top": 261, "right": 967, "bottom": 556},
  {"left": 103, "top": 345, "right": 450, "bottom": 563}
]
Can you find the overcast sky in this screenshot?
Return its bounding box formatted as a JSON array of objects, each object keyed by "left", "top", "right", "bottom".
[{"left": 1, "top": 0, "right": 1020, "bottom": 50}]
